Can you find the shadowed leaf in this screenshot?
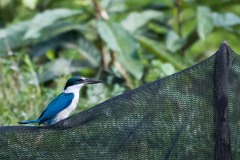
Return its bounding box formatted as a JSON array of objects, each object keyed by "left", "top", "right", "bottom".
[
  {"left": 38, "top": 58, "right": 94, "bottom": 82},
  {"left": 97, "top": 20, "right": 143, "bottom": 79}
]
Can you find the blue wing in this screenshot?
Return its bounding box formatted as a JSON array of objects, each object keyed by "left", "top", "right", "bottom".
[{"left": 38, "top": 93, "right": 74, "bottom": 123}]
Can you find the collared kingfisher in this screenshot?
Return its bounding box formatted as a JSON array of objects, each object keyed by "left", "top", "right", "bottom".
[{"left": 18, "top": 76, "right": 102, "bottom": 125}]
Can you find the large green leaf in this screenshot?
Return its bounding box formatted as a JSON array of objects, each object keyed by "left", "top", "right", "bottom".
[
  {"left": 24, "top": 9, "right": 83, "bottom": 39},
  {"left": 31, "top": 31, "right": 100, "bottom": 67},
  {"left": 0, "top": 21, "right": 30, "bottom": 55},
  {"left": 30, "top": 31, "right": 79, "bottom": 58},
  {"left": 212, "top": 12, "right": 240, "bottom": 27},
  {"left": 136, "top": 35, "right": 186, "bottom": 70},
  {"left": 97, "top": 20, "right": 143, "bottom": 79},
  {"left": 38, "top": 58, "right": 94, "bottom": 82},
  {"left": 165, "top": 30, "right": 186, "bottom": 53},
  {"left": 197, "top": 6, "right": 214, "bottom": 40},
  {"left": 0, "top": 20, "right": 85, "bottom": 56},
  {"left": 121, "top": 10, "right": 165, "bottom": 33}
]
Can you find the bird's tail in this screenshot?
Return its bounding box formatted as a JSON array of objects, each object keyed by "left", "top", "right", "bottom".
[{"left": 18, "top": 119, "right": 39, "bottom": 124}]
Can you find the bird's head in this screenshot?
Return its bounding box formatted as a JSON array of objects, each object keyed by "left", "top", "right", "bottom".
[{"left": 64, "top": 76, "right": 103, "bottom": 91}]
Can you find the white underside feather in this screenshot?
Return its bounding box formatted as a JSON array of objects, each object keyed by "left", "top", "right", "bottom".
[{"left": 47, "top": 84, "right": 83, "bottom": 125}]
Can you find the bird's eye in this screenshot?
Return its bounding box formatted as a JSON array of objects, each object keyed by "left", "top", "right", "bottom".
[{"left": 77, "top": 78, "right": 84, "bottom": 82}]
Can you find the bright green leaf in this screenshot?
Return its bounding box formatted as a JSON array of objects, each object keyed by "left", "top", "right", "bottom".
[
  {"left": 22, "top": 0, "right": 38, "bottom": 10},
  {"left": 145, "top": 60, "right": 175, "bottom": 82},
  {"left": 161, "top": 63, "right": 175, "bottom": 76},
  {"left": 165, "top": 30, "right": 186, "bottom": 53},
  {"left": 46, "top": 50, "right": 56, "bottom": 61},
  {"left": 121, "top": 10, "right": 165, "bottom": 33},
  {"left": 197, "top": 6, "right": 214, "bottom": 40},
  {"left": 213, "top": 12, "right": 240, "bottom": 27},
  {"left": 148, "top": 22, "right": 168, "bottom": 34},
  {"left": 0, "top": 0, "right": 11, "bottom": 8}
]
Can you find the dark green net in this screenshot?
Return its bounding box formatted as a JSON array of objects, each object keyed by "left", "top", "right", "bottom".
[{"left": 0, "top": 43, "right": 238, "bottom": 159}]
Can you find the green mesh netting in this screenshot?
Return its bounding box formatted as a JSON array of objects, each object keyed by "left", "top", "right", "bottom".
[{"left": 0, "top": 43, "right": 238, "bottom": 159}]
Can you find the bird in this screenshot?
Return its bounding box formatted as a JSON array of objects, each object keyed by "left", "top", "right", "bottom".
[{"left": 18, "top": 76, "right": 102, "bottom": 125}]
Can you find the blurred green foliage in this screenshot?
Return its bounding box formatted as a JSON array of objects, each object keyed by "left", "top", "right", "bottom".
[{"left": 0, "top": 0, "right": 240, "bottom": 126}]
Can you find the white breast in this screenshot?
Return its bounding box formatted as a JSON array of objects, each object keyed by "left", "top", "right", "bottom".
[
  {"left": 51, "top": 94, "right": 79, "bottom": 124},
  {"left": 49, "top": 84, "right": 82, "bottom": 125}
]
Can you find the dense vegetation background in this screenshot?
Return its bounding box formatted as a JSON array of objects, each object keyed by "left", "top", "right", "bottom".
[{"left": 0, "top": 0, "right": 240, "bottom": 126}]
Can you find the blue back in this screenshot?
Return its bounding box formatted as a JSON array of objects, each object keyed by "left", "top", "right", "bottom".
[{"left": 38, "top": 93, "right": 74, "bottom": 123}]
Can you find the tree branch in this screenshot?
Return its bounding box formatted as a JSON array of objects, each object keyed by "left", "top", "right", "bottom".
[
  {"left": 175, "top": 0, "right": 185, "bottom": 55},
  {"left": 92, "top": 0, "right": 109, "bottom": 20}
]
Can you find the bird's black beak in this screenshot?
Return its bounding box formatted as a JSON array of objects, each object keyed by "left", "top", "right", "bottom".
[{"left": 84, "top": 79, "right": 103, "bottom": 84}]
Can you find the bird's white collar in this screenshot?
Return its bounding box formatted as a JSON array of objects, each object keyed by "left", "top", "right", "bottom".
[{"left": 63, "top": 84, "right": 84, "bottom": 94}]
